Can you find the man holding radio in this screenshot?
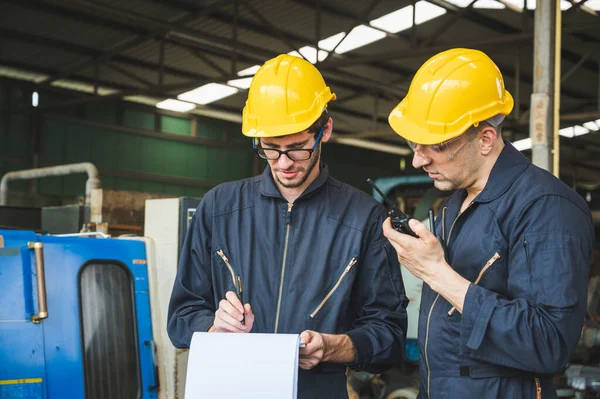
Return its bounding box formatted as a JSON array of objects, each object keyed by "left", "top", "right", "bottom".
[{"left": 383, "top": 48, "right": 594, "bottom": 398}]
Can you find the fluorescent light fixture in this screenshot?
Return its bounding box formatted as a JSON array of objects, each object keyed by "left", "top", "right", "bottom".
[
  {"left": 526, "top": 0, "right": 535, "bottom": 9},
  {"left": 596, "top": 119, "right": 600, "bottom": 126},
  {"left": 415, "top": 1, "right": 447, "bottom": 24},
  {"left": 334, "top": 25, "right": 387, "bottom": 54},
  {"left": 237, "top": 65, "right": 260, "bottom": 76},
  {"left": 298, "top": 46, "right": 328, "bottom": 63},
  {"left": 32, "top": 91, "right": 39, "bottom": 107},
  {"left": 583, "top": 121, "right": 600, "bottom": 131},
  {"left": 227, "top": 77, "right": 253, "bottom": 90},
  {"left": 474, "top": 0, "right": 506, "bottom": 9},
  {"left": 370, "top": 5, "right": 414, "bottom": 33},
  {"left": 560, "top": 0, "right": 572, "bottom": 10},
  {"left": 156, "top": 99, "right": 196, "bottom": 112},
  {"left": 318, "top": 32, "right": 346, "bottom": 51},
  {"left": 512, "top": 137, "right": 531, "bottom": 151},
  {"left": 178, "top": 83, "right": 238, "bottom": 105},
  {"left": 443, "top": 0, "right": 474, "bottom": 6}
]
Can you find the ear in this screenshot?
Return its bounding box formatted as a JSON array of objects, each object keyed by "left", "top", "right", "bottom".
[
  {"left": 479, "top": 126, "right": 498, "bottom": 155},
  {"left": 321, "top": 117, "right": 333, "bottom": 143}
]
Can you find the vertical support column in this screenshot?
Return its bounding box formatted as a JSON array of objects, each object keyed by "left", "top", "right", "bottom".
[
  {"left": 552, "top": 0, "right": 561, "bottom": 177},
  {"left": 530, "top": 0, "right": 559, "bottom": 174}
]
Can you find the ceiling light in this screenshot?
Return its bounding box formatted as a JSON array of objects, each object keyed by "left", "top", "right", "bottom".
[
  {"left": 560, "top": 0, "right": 572, "bottom": 10},
  {"left": 237, "top": 65, "right": 260, "bottom": 76},
  {"left": 178, "top": 83, "right": 238, "bottom": 105},
  {"left": 513, "top": 137, "right": 531, "bottom": 151},
  {"left": 334, "top": 25, "right": 387, "bottom": 54},
  {"left": 227, "top": 77, "right": 253, "bottom": 90},
  {"left": 415, "top": 1, "right": 447, "bottom": 24},
  {"left": 583, "top": 121, "right": 599, "bottom": 132},
  {"left": 156, "top": 99, "right": 196, "bottom": 112},
  {"left": 370, "top": 5, "right": 414, "bottom": 33},
  {"left": 318, "top": 32, "right": 346, "bottom": 51},
  {"left": 473, "top": 0, "right": 506, "bottom": 9},
  {"left": 32, "top": 92, "right": 39, "bottom": 107}
]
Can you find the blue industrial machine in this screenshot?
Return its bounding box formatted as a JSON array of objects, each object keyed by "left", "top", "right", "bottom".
[{"left": 0, "top": 230, "right": 158, "bottom": 399}]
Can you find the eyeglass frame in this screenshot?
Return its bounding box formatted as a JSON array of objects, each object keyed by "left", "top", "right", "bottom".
[
  {"left": 406, "top": 126, "right": 478, "bottom": 161},
  {"left": 252, "top": 127, "right": 324, "bottom": 161}
]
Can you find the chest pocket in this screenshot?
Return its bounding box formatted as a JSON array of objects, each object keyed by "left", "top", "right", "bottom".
[
  {"left": 307, "top": 256, "right": 358, "bottom": 321},
  {"left": 448, "top": 249, "right": 507, "bottom": 316}
]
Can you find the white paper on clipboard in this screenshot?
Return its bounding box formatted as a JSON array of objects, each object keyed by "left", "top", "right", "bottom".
[{"left": 184, "top": 332, "right": 301, "bottom": 399}]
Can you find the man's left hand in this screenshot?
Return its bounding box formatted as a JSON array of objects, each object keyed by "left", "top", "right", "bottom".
[
  {"left": 299, "top": 331, "right": 356, "bottom": 370},
  {"left": 299, "top": 330, "right": 326, "bottom": 370}
]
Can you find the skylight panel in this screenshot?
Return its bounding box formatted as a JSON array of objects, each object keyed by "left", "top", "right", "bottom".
[
  {"left": 370, "top": 5, "right": 414, "bottom": 33},
  {"left": 298, "top": 46, "right": 328, "bottom": 63},
  {"left": 415, "top": 1, "right": 447, "bottom": 24},
  {"left": 513, "top": 137, "right": 531, "bottom": 151},
  {"left": 156, "top": 99, "right": 196, "bottom": 112},
  {"left": 444, "top": 0, "right": 474, "bottom": 6},
  {"left": 559, "top": 127, "right": 575, "bottom": 138},
  {"left": 473, "top": 0, "right": 505, "bottom": 9},
  {"left": 583, "top": 121, "right": 599, "bottom": 132},
  {"left": 318, "top": 32, "right": 346, "bottom": 51},
  {"left": 178, "top": 83, "right": 238, "bottom": 105},
  {"left": 334, "top": 25, "right": 387, "bottom": 54},
  {"left": 584, "top": 0, "right": 600, "bottom": 10},
  {"left": 227, "top": 77, "right": 253, "bottom": 90},
  {"left": 237, "top": 65, "right": 260, "bottom": 76}
]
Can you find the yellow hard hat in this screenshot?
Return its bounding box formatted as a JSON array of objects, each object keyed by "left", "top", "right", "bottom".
[
  {"left": 242, "top": 54, "right": 336, "bottom": 137},
  {"left": 388, "top": 48, "right": 514, "bottom": 145}
]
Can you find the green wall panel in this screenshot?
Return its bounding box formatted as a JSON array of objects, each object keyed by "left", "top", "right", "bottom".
[
  {"left": 2, "top": 80, "right": 406, "bottom": 200},
  {"left": 124, "top": 109, "right": 155, "bottom": 130},
  {"left": 85, "top": 103, "right": 117, "bottom": 124},
  {"left": 161, "top": 115, "right": 191, "bottom": 136}
]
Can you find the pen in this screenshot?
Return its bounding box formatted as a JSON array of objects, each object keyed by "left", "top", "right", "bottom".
[
  {"left": 237, "top": 275, "right": 245, "bottom": 326},
  {"left": 428, "top": 208, "right": 435, "bottom": 233}
]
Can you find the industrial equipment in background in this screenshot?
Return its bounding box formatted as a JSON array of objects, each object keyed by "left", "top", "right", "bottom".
[{"left": 2, "top": 172, "right": 600, "bottom": 398}]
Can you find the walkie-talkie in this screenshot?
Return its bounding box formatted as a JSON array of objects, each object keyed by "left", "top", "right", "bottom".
[{"left": 367, "top": 178, "right": 418, "bottom": 238}]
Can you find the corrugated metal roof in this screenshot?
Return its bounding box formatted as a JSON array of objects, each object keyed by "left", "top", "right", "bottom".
[{"left": 0, "top": 0, "right": 598, "bottom": 157}]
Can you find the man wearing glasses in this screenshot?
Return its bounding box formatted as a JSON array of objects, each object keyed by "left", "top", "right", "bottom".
[
  {"left": 382, "top": 48, "right": 594, "bottom": 398},
  {"left": 167, "top": 54, "right": 408, "bottom": 398}
]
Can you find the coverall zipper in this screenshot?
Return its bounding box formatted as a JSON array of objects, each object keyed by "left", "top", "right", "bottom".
[
  {"left": 425, "top": 202, "right": 472, "bottom": 398},
  {"left": 274, "top": 202, "right": 294, "bottom": 333},
  {"left": 535, "top": 377, "right": 542, "bottom": 398},
  {"left": 309, "top": 257, "right": 357, "bottom": 318},
  {"left": 216, "top": 250, "right": 238, "bottom": 289},
  {"left": 447, "top": 252, "right": 500, "bottom": 316}
]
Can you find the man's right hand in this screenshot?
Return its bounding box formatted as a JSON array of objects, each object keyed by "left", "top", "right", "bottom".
[{"left": 209, "top": 291, "right": 254, "bottom": 333}]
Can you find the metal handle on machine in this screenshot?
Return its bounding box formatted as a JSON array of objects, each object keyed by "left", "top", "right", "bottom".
[{"left": 28, "top": 242, "right": 48, "bottom": 323}]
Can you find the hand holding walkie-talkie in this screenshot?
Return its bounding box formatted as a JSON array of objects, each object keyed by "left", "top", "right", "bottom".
[{"left": 367, "top": 178, "right": 419, "bottom": 238}]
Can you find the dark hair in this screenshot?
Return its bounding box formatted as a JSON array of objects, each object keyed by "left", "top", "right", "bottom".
[{"left": 306, "top": 109, "right": 330, "bottom": 135}]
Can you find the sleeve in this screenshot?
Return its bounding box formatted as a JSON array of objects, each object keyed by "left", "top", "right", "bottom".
[
  {"left": 458, "top": 195, "right": 594, "bottom": 373},
  {"left": 166, "top": 190, "right": 217, "bottom": 348},
  {"left": 345, "top": 210, "right": 409, "bottom": 373}
]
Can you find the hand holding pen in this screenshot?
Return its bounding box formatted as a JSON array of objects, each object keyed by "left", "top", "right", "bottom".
[{"left": 211, "top": 290, "right": 254, "bottom": 333}]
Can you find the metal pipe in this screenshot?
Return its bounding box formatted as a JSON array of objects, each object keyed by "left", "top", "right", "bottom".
[
  {"left": 0, "top": 162, "right": 101, "bottom": 206},
  {"left": 553, "top": 0, "right": 562, "bottom": 178},
  {"left": 530, "top": 0, "right": 557, "bottom": 173}
]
